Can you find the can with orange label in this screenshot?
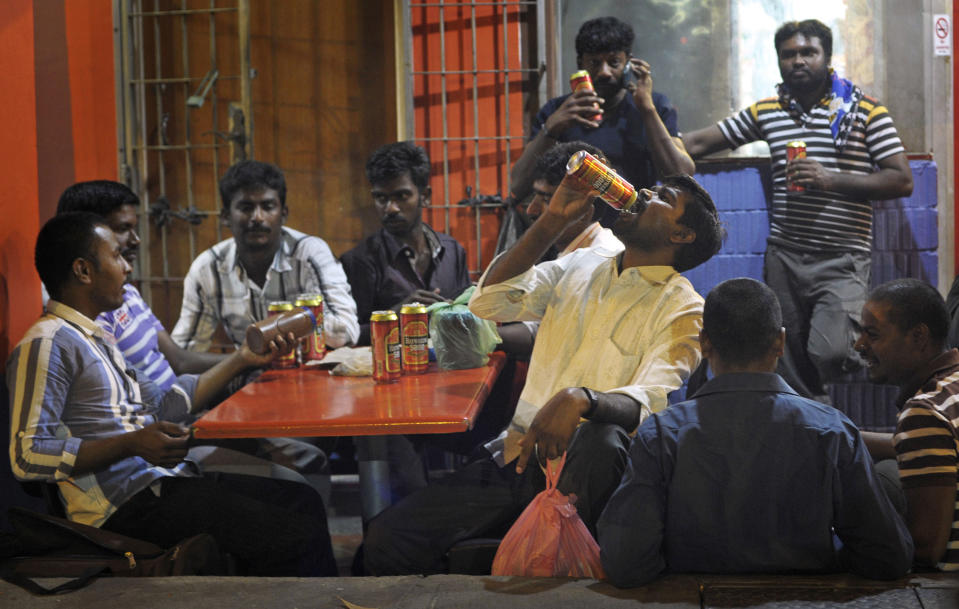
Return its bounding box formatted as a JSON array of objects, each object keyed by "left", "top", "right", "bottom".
[
  {"left": 267, "top": 301, "right": 298, "bottom": 369},
  {"left": 786, "top": 141, "right": 806, "bottom": 192},
  {"left": 566, "top": 150, "right": 641, "bottom": 212},
  {"left": 371, "top": 310, "right": 401, "bottom": 383},
  {"left": 569, "top": 70, "right": 602, "bottom": 122},
  {"left": 294, "top": 293, "right": 325, "bottom": 363},
  {"left": 400, "top": 303, "right": 429, "bottom": 374}
]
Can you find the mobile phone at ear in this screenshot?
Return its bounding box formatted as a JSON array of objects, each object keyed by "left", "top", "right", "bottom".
[{"left": 621, "top": 58, "right": 638, "bottom": 89}]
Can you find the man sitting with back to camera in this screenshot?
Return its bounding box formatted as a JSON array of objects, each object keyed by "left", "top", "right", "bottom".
[
  {"left": 363, "top": 169, "right": 724, "bottom": 575},
  {"left": 8, "top": 212, "right": 336, "bottom": 575},
  {"left": 598, "top": 278, "right": 913, "bottom": 587}
]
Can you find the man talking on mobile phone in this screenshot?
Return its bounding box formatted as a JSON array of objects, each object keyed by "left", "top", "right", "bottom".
[{"left": 509, "top": 16, "right": 694, "bottom": 204}]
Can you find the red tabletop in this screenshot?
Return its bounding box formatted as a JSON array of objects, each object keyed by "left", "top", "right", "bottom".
[{"left": 192, "top": 352, "right": 505, "bottom": 439}]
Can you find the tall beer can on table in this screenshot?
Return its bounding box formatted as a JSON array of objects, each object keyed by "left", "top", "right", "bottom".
[
  {"left": 569, "top": 70, "right": 602, "bottom": 122},
  {"left": 371, "top": 310, "right": 401, "bottom": 383},
  {"left": 786, "top": 141, "right": 806, "bottom": 192},
  {"left": 400, "top": 303, "right": 429, "bottom": 374},
  {"left": 566, "top": 150, "right": 643, "bottom": 213},
  {"left": 294, "top": 293, "right": 325, "bottom": 363},
  {"left": 267, "top": 301, "right": 299, "bottom": 369}
]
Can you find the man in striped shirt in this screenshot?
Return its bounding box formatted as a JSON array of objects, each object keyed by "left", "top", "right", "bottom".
[
  {"left": 8, "top": 212, "right": 336, "bottom": 575},
  {"left": 171, "top": 160, "right": 359, "bottom": 352},
  {"left": 683, "top": 19, "right": 913, "bottom": 402},
  {"left": 856, "top": 278, "right": 959, "bottom": 571}
]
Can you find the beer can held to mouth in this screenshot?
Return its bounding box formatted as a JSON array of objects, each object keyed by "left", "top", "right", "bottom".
[{"left": 566, "top": 150, "right": 643, "bottom": 213}]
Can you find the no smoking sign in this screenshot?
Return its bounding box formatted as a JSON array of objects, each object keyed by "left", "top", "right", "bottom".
[{"left": 934, "top": 14, "right": 951, "bottom": 56}]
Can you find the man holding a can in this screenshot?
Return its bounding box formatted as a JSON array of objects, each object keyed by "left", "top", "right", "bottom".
[
  {"left": 682, "top": 19, "right": 913, "bottom": 402},
  {"left": 509, "top": 16, "right": 694, "bottom": 203},
  {"left": 8, "top": 212, "right": 338, "bottom": 576},
  {"left": 341, "top": 141, "right": 472, "bottom": 346},
  {"left": 57, "top": 179, "right": 334, "bottom": 501},
  {"left": 172, "top": 160, "right": 360, "bottom": 352},
  {"left": 363, "top": 166, "right": 724, "bottom": 575}
]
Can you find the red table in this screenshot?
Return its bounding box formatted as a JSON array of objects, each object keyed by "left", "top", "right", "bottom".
[{"left": 193, "top": 352, "right": 505, "bottom": 519}]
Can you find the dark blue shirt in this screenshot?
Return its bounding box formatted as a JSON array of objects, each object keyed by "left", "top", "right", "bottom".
[
  {"left": 597, "top": 372, "right": 913, "bottom": 587},
  {"left": 340, "top": 224, "right": 471, "bottom": 345},
  {"left": 531, "top": 90, "right": 678, "bottom": 190}
]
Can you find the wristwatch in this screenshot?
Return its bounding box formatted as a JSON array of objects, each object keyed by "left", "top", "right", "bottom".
[{"left": 580, "top": 386, "right": 600, "bottom": 419}]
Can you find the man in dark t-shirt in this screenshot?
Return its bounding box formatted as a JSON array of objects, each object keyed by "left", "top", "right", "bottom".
[{"left": 509, "top": 16, "right": 693, "bottom": 203}]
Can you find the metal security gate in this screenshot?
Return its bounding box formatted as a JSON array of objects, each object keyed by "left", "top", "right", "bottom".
[
  {"left": 115, "top": 0, "right": 252, "bottom": 320},
  {"left": 398, "top": 0, "right": 546, "bottom": 277}
]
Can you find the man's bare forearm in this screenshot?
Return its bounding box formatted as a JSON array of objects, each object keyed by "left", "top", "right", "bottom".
[
  {"left": 861, "top": 431, "right": 895, "bottom": 460},
  {"left": 158, "top": 331, "right": 228, "bottom": 374},
  {"left": 637, "top": 105, "right": 695, "bottom": 177},
  {"left": 509, "top": 131, "right": 557, "bottom": 200},
  {"left": 586, "top": 390, "right": 642, "bottom": 434}
]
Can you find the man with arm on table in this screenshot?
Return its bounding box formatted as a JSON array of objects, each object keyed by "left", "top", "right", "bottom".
[
  {"left": 598, "top": 278, "right": 912, "bottom": 588},
  {"left": 362, "top": 172, "right": 723, "bottom": 575},
  {"left": 8, "top": 213, "right": 336, "bottom": 576},
  {"left": 341, "top": 141, "right": 471, "bottom": 346},
  {"left": 509, "top": 16, "right": 693, "bottom": 203},
  {"left": 682, "top": 19, "right": 913, "bottom": 402},
  {"left": 58, "top": 180, "right": 330, "bottom": 496},
  {"left": 855, "top": 278, "right": 959, "bottom": 571}
]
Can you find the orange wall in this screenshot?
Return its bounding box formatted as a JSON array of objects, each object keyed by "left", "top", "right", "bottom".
[
  {"left": 0, "top": 0, "right": 41, "bottom": 368},
  {"left": 0, "top": 0, "right": 116, "bottom": 368},
  {"left": 64, "top": 1, "right": 117, "bottom": 183},
  {"left": 410, "top": 3, "right": 529, "bottom": 277}
]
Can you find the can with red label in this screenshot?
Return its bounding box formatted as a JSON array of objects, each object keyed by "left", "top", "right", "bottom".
[
  {"left": 294, "top": 293, "right": 325, "bottom": 363},
  {"left": 786, "top": 141, "right": 806, "bottom": 192},
  {"left": 400, "top": 303, "right": 429, "bottom": 374},
  {"left": 267, "top": 301, "right": 298, "bottom": 369},
  {"left": 566, "top": 150, "right": 641, "bottom": 212},
  {"left": 371, "top": 310, "right": 401, "bottom": 383},
  {"left": 569, "top": 70, "right": 602, "bottom": 122}
]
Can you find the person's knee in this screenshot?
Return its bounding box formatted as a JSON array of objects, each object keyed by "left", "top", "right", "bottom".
[
  {"left": 570, "top": 422, "right": 630, "bottom": 460},
  {"left": 808, "top": 312, "right": 861, "bottom": 382}
]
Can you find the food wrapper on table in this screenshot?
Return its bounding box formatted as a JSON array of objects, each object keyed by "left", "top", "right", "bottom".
[
  {"left": 310, "top": 346, "right": 373, "bottom": 376},
  {"left": 427, "top": 286, "right": 501, "bottom": 370}
]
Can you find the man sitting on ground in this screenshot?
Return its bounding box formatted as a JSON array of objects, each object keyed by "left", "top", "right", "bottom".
[
  {"left": 856, "top": 278, "right": 959, "bottom": 571},
  {"left": 8, "top": 213, "right": 336, "bottom": 576},
  {"left": 363, "top": 171, "right": 723, "bottom": 575},
  {"left": 598, "top": 278, "right": 913, "bottom": 587}
]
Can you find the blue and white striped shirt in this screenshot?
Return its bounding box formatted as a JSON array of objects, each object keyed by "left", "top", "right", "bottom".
[
  {"left": 7, "top": 301, "right": 199, "bottom": 527},
  {"left": 97, "top": 284, "right": 177, "bottom": 392}
]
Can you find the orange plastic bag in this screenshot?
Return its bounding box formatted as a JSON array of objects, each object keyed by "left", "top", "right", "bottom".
[{"left": 491, "top": 453, "right": 606, "bottom": 579}]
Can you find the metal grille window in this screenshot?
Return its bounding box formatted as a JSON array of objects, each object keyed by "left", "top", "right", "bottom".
[
  {"left": 115, "top": 0, "right": 252, "bottom": 331},
  {"left": 401, "top": 0, "right": 541, "bottom": 278}
]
